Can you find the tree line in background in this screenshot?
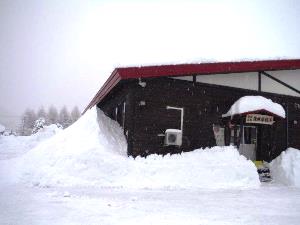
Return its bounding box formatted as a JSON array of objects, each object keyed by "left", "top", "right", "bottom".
[{"left": 20, "top": 106, "right": 81, "bottom": 135}]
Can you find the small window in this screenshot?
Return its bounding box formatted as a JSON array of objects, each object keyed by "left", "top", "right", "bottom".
[
  {"left": 229, "top": 125, "right": 257, "bottom": 145},
  {"left": 115, "top": 107, "right": 118, "bottom": 120},
  {"left": 114, "top": 101, "right": 126, "bottom": 128},
  {"left": 244, "top": 126, "right": 257, "bottom": 145}
]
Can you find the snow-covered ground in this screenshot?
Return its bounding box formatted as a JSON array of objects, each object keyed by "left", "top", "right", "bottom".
[
  {"left": 0, "top": 124, "right": 61, "bottom": 160},
  {"left": 1, "top": 181, "right": 300, "bottom": 225},
  {"left": 1, "top": 107, "right": 300, "bottom": 225}
]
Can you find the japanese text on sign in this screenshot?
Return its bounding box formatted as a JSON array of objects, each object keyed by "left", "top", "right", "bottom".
[{"left": 246, "top": 114, "right": 274, "bottom": 125}]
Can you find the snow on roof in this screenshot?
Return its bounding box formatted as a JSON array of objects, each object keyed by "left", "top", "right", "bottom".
[
  {"left": 0, "top": 124, "right": 5, "bottom": 133},
  {"left": 222, "top": 96, "right": 286, "bottom": 118}
]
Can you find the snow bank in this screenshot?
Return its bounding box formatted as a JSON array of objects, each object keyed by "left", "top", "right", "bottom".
[
  {"left": 31, "top": 124, "right": 62, "bottom": 142},
  {"left": 129, "top": 146, "right": 260, "bottom": 189},
  {"left": 13, "top": 108, "right": 127, "bottom": 186},
  {"left": 269, "top": 148, "right": 300, "bottom": 187},
  {"left": 0, "top": 124, "right": 62, "bottom": 160},
  {"left": 0, "top": 123, "right": 5, "bottom": 133},
  {"left": 13, "top": 107, "right": 259, "bottom": 189},
  {"left": 223, "top": 96, "right": 285, "bottom": 118}
]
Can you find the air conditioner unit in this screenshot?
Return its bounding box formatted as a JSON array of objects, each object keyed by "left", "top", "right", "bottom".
[{"left": 165, "top": 129, "right": 182, "bottom": 146}]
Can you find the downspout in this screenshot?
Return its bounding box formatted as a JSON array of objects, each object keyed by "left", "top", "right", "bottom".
[{"left": 258, "top": 71, "right": 262, "bottom": 92}]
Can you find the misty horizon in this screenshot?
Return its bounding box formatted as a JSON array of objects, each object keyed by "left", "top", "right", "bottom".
[{"left": 1, "top": 0, "right": 300, "bottom": 129}]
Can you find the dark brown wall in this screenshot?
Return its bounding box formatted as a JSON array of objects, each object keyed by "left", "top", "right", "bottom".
[{"left": 98, "top": 77, "right": 300, "bottom": 160}]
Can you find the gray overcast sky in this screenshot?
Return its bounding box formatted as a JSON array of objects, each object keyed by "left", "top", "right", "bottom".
[{"left": 0, "top": 0, "right": 300, "bottom": 128}]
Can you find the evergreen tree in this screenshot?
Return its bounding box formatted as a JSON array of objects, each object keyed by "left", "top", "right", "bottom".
[
  {"left": 47, "top": 105, "right": 59, "bottom": 125},
  {"left": 59, "top": 106, "right": 71, "bottom": 128},
  {"left": 32, "top": 118, "right": 46, "bottom": 134},
  {"left": 21, "top": 108, "right": 37, "bottom": 135},
  {"left": 71, "top": 106, "right": 81, "bottom": 124},
  {"left": 37, "top": 106, "right": 47, "bottom": 120}
]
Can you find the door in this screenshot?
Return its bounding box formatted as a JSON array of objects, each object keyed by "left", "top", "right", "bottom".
[{"left": 239, "top": 126, "right": 257, "bottom": 160}]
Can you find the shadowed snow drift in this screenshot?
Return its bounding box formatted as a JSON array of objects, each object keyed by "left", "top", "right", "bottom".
[
  {"left": 270, "top": 148, "right": 300, "bottom": 187},
  {"left": 12, "top": 107, "right": 260, "bottom": 189}
]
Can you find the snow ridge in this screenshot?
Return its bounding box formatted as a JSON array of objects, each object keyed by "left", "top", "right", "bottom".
[
  {"left": 12, "top": 107, "right": 260, "bottom": 189},
  {"left": 270, "top": 148, "right": 300, "bottom": 187}
]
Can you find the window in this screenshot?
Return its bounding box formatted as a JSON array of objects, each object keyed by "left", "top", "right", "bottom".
[
  {"left": 115, "top": 107, "right": 118, "bottom": 120},
  {"left": 230, "top": 125, "right": 257, "bottom": 145},
  {"left": 244, "top": 126, "right": 257, "bottom": 145}
]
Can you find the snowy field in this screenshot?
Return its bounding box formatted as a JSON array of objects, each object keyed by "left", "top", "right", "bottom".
[{"left": 1, "top": 107, "right": 300, "bottom": 225}]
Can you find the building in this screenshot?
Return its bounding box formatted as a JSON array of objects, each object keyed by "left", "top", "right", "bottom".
[{"left": 85, "top": 59, "right": 300, "bottom": 161}]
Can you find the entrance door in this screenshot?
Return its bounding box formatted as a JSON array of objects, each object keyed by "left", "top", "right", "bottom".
[{"left": 239, "top": 126, "right": 257, "bottom": 160}]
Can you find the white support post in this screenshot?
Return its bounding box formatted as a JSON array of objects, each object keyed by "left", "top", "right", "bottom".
[{"left": 122, "top": 102, "right": 126, "bottom": 128}]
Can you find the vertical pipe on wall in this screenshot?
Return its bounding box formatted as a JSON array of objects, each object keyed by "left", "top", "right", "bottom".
[
  {"left": 258, "top": 71, "right": 262, "bottom": 92},
  {"left": 193, "top": 75, "right": 197, "bottom": 85}
]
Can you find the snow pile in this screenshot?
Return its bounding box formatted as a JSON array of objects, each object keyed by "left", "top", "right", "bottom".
[
  {"left": 0, "top": 136, "right": 34, "bottom": 160},
  {"left": 0, "top": 124, "right": 62, "bottom": 160},
  {"left": 222, "top": 96, "right": 286, "bottom": 118},
  {"left": 30, "top": 124, "right": 62, "bottom": 142},
  {"left": 13, "top": 108, "right": 128, "bottom": 186},
  {"left": 0, "top": 123, "right": 5, "bottom": 133},
  {"left": 128, "top": 146, "right": 260, "bottom": 189},
  {"left": 13, "top": 107, "right": 259, "bottom": 189},
  {"left": 269, "top": 148, "right": 300, "bottom": 187}
]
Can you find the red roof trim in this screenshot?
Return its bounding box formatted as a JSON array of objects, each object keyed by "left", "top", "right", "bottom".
[
  {"left": 84, "top": 59, "right": 300, "bottom": 113},
  {"left": 83, "top": 69, "right": 121, "bottom": 113},
  {"left": 117, "top": 59, "right": 300, "bottom": 78}
]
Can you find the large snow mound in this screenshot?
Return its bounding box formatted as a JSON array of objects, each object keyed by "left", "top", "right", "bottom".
[
  {"left": 269, "top": 148, "right": 300, "bottom": 187},
  {"left": 13, "top": 107, "right": 260, "bottom": 189},
  {"left": 223, "top": 96, "right": 285, "bottom": 118}
]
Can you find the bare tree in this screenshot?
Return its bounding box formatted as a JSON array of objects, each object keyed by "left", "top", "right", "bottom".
[
  {"left": 47, "top": 105, "right": 59, "bottom": 125},
  {"left": 21, "top": 108, "right": 37, "bottom": 135},
  {"left": 59, "top": 106, "right": 71, "bottom": 128},
  {"left": 71, "top": 106, "right": 81, "bottom": 124},
  {"left": 37, "top": 106, "right": 47, "bottom": 120}
]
